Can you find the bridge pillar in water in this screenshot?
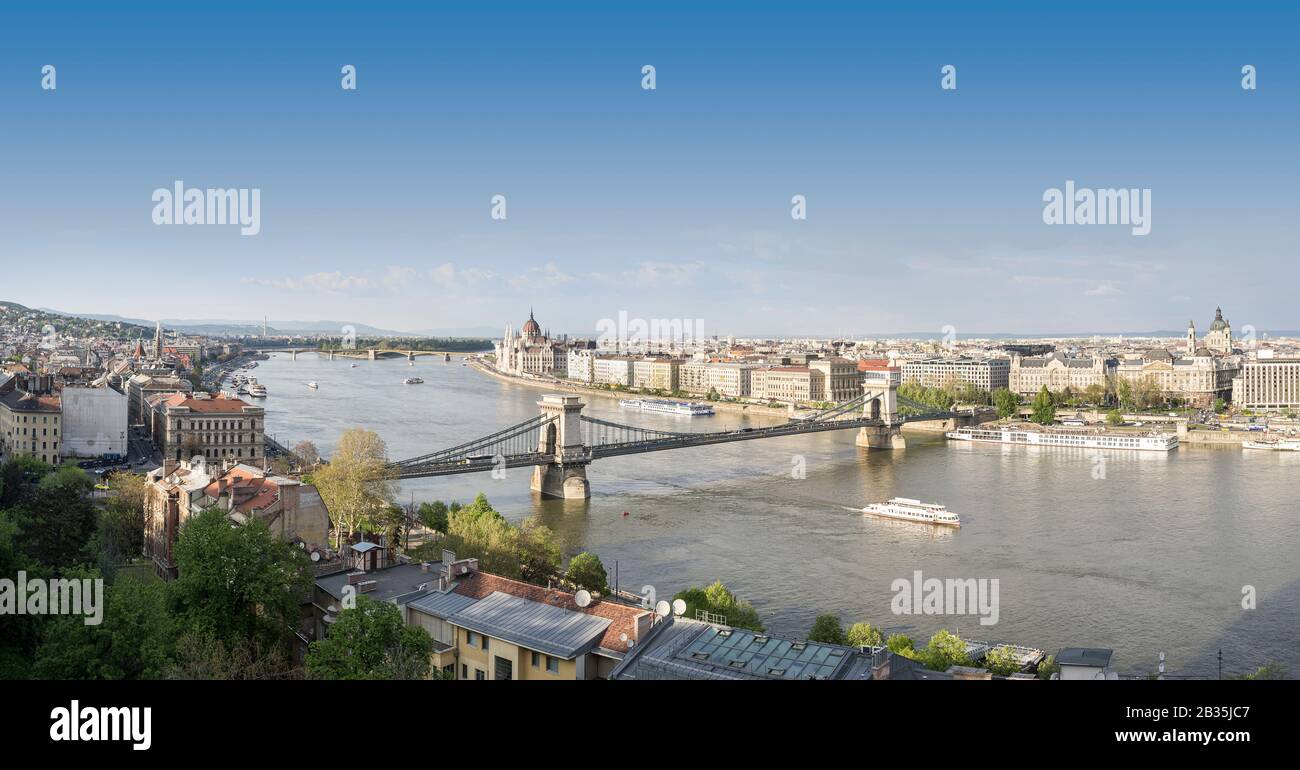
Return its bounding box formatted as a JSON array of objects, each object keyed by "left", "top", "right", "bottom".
[
  {"left": 856, "top": 383, "right": 905, "bottom": 450},
  {"left": 531, "top": 394, "right": 590, "bottom": 499},
  {"left": 368, "top": 348, "right": 377, "bottom": 361},
  {"left": 407, "top": 351, "right": 415, "bottom": 362},
  {"left": 291, "top": 349, "right": 297, "bottom": 361}
]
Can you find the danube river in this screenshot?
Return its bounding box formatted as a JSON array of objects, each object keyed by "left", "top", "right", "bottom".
[{"left": 250, "top": 352, "right": 1299, "bottom": 677}]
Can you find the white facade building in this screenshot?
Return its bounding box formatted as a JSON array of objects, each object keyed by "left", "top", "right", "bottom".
[{"left": 60, "top": 386, "right": 129, "bottom": 458}]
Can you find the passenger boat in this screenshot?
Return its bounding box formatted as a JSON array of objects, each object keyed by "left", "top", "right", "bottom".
[
  {"left": 863, "top": 498, "right": 961, "bottom": 527},
  {"left": 619, "top": 398, "right": 714, "bottom": 416},
  {"left": 945, "top": 425, "right": 1177, "bottom": 451},
  {"left": 1243, "top": 437, "right": 1300, "bottom": 451},
  {"left": 307, "top": 382, "right": 318, "bottom": 389},
  {"left": 247, "top": 383, "right": 268, "bottom": 398},
  {"left": 403, "top": 377, "right": 424, "bottom": 384}
]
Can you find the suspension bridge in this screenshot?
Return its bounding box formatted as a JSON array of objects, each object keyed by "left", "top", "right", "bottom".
[{"left": 387, "top": 383, "right": 978, "bottom": 498}]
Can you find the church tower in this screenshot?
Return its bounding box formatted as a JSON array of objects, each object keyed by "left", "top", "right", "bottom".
[
  {"left": 154, "top": 321, "right": 164, "bottom": 360},
  {"left": 1186, "top": 320, "right": 1196, "bottom": 356}
]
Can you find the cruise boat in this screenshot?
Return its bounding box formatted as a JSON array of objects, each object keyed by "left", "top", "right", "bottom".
[
  {"left": 403, "top": 377, "right": 424, "bottom": 384},
  {"left": 247, "top": 383, "right": 268, "bottom": 398},
  {"left": 863, "top": 498, "right": 960, "bottom": 527},
  {"left": 307, "top": 382, "right": 319, "bottom": 389},
  {"left": 1243, "top": 437, "right": 1300, "bottom": 451},
  {"left": 619, "top": 398, "right": 714, "bottom": 416},
  {"left": 945, "top": 425, "right": 1177, "bottom": 451}
]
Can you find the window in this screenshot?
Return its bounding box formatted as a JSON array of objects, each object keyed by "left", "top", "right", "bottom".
[
  {"left": 481, "top": 634, "right": 489, "bottom": 649},
  {"left": 531, "top": 651, "right": 540, "bottom": 667},
  {"left": 494, "top": 656, "right": 513, "bottom": 681},
  {"left": 474, "top": 669, "right": 485, "bottom": 681},
  {"left": 461, "top": 664, "right": 467, "bottom": 679},
  {"left": 466, "top": 631, "right": 477, "bottom": 647},
  {"left": 546, "top": 656, "right": 559, "bottom": 673}
]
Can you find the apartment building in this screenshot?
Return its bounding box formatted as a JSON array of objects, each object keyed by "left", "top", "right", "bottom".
[
  {"left": 592, "top": 356, "right": 635, "bottom": 387},
  {"left": 148, "top": 392, "right": 265, "bottom": 462},
  {"left": 750, "top": 366, "right": 823, "bottom": 404},
  {"left": 902, "top": 356, "right": 1010, "bottom": 392},
  {"left": 144, "top": 456, "right": 331, "bottom": 580},
  {"left": 566, "top": 348, "right": 595, "bottom": 383},
  {"left": 1232, "top": 358, "right": 1300, "bottom": 411},
  {"left": 125, "top": 372, "right": 192, "bottom": 427},
  {"left": 407, "top": 562, "right": 651, "bottom": 680},
  {"left": 678, "top": 361, "right": 757, "bottom": 398},
  {"left": 0, "top": 389, "right": 62, "bottom": 465},
  {"left": 631, "top": 358, "right": 681, "bottom": 392}
]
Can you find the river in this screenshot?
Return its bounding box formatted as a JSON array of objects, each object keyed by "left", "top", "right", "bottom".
[{"left": 248, "top": 352, "right": 1299, "bottom": 677}]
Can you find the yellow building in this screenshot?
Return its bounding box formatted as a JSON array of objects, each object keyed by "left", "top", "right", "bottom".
[{"left": 404, "top": 565, "right": 652, "bottom": 680}]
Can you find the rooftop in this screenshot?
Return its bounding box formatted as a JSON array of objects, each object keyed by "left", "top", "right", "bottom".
[
  {"left": 448, "top": 591, "right": 613, "bottom": 659},
  {"left": 315, "top": 562, "right": 443, "bottom": 605},
  {"left": 1057, "top": 647, "right": 1114, "bottom": 668}
]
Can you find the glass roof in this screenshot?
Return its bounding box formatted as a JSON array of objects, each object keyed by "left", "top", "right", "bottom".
[{"left": 676, "top": 626, "right": 848, "bottom": 680}]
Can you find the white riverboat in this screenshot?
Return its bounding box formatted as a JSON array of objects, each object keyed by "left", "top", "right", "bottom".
[
  {"left": 863, "top": 498, "right": 960, "bottom": 527},
  {"left": 619, "top": 398, "right": 714, "bottom": 416},
  {"left": 945, "top": 425, "right": 1177, "bottom": 451},
  {"left": 307, "top": 381, "right": 319, "bottom": 389},
  {"left": 1243, "top": 437, "right": 1300, "bottom": 451},
  {"left": 247, "top": 383, "right": 268, "bottom": 398},
  {"left": 403, "top": 377, "right": 424, "bottom": 385}
]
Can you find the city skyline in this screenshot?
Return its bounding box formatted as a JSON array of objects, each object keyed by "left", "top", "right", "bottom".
[{"left": 3, "top": 2, "right": 1298, "bottom": 335}]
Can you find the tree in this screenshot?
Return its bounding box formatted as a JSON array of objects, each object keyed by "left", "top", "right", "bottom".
[
  {"left": 1116, "top": 378, "right": 1135, "bottom": 411},
  {"left": 1106, "top": 409, "right": 1124, "bottom": 427},
  {"left": 1230, "top": 663, "right": 1287, "bottom": 680},
  {"left": 291, "top": 440, "right": 320, "bottom": 469},
  {"left": 919, "top": 629, "right": 969, "bottom": 671},
  {"left": 672, "top": 581, "right": 764, "bottom": 632},
  {"left": 32, "top": 575, "right": 175, "bottom": 680},
  {"left": 418, "top": 501, "right": 449, "bottom": 533},
  {"left": 170, "top": 509, "right": 312, "bottom": 651},
  {"left": 1030, "top": 386, "right": 1056, "bottom": 426},
  {"left": 167, "top": 631, "right": 300, "bottom": 680},
  {"left": 9, "top": 464, "right": 97, "bottom": 568},
  {"left": 312, "top": 428, "right": 397, "bottom": 548},
  {"left": 886, "top": 633, "right": 916, "bottom": 657},
  {"left": 808, "top": 614, "right": 846, "bottom": 645},
  {"left": 1036, "top": 654, "right": 1060, "bottom": 680},
  {"left": 1214, "top": 397, "right": 1227, "bottom": 414},
  {"left": 516, "top": 517, "right": 561, "bottom": 584},
  {"left": 305, "top": 597, "right": 433, "bottom": 680},
  {"left": 846, "top": 622, "right": 884, "bottom": 649},
  {"left": 96, "top": 471, "right": 148, "bottom": 568},
  {"left": 992, "top": 388, "right": 1019, "bottom": 419},
  {"left": 1084, "top": 382, "right": 1108, "bottom": 407},
  {"left": 566, "top": 552, "right": 609, "bottom": 594},
  {"left": 984, "top": 645, "right": 1021, "bottom": 676}
]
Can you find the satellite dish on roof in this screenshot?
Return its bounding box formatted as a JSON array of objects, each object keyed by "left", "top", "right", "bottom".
[
  {"left": 672, "top": 599, "right": 686, "bottom": 617},
  {"left": 620, "top": 633, "right": 628, "bottom": 643},
  {"left": 310, "top": 550, "right": 321, "bottom": 562},
  {"left": 574, "top": 589, "right": 592, "bottom": 608},
  {"left": 655, "top": 600, "right": 671, "bottom": 617}
]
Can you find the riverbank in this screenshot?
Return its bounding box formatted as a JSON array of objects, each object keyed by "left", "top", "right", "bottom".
[{"left": 468, "top": 360, "right": 792, "bottom": 419}]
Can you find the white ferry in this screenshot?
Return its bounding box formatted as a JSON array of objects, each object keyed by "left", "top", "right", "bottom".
[
  {"left": 1243, "top": 437, "right": 1300, "bottom": 451},
  {"left": 403, "top": 377, "right": 424, "bottom": 385},
  {"left": 619, "top": 398, "right": 714, "bottom": 416},
  {"left": 863, "top": 498, "right": 961, "bottom": 527},
  {"left": 247, "top": 383, "right": 268, "bottom": 398},
  {"left": 945, "top": 425, "right": 1177, "bottom": 451},
  {"left": 307, "top": 381, "right": 319, "bottom": 389}
]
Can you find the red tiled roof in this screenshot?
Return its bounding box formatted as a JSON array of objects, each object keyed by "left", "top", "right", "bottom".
[
  {"left": 161, "top": 393, "right": 252, "bottom": 412},
  {"left": 452, "top": 571, "right": 647, "bottom": 653}
]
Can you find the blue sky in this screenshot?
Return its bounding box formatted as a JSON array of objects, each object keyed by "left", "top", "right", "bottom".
[{"left": 1, "top": 2, "right": 1297, "bottom": 336}]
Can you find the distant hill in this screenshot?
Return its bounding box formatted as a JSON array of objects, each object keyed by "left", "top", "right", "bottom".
[{"left": 2, "top": 301, "right": 153, "bottom": 337}]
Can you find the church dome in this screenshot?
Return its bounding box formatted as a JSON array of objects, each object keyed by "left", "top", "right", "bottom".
[
  {"left": 522, "top": 309, "right": 541, "bottom": 336},
  {"left": 1209, "top": 306, "right": 1228, "bottom": 331}
]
